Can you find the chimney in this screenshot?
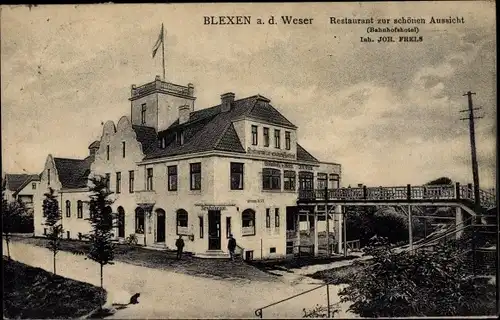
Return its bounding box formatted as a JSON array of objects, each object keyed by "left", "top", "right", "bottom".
[
  {"left": 187, "top": 83, "right": 195, "bottom": 97},
  {"left": 179, "top": 105, "right": 191, "bottom": 124},
  {"left": 88, "top": 141, "right": 100, "bottom": 157},
  {"left": 220, "top": 92, "right": 235, "bottom": 112}
]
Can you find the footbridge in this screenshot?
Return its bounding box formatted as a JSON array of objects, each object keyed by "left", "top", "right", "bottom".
[
  {"left": 294, "top": 182, "right": 497, "bottom": 256},
  {"left": 297, "top": 182, "right": 496, "bottom": 213}
]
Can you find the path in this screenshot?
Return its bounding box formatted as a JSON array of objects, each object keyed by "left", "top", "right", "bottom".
[{"left": 4, "top": 240, "right": 357, "bottom": 319}]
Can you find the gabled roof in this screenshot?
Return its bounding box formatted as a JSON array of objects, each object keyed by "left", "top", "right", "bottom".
[
  {"left": 145, "top": 95, "right": 298, "bottom": 160},
  {"left": 132, "top": 125, "right": 158, "bottom": 154},
  {"left": 215, "top": 123, "right": 245, "bottom": 153},
  {"left": 5, "top": 174, "right": 40, "bottom": 193},
  {"left": 248, "top": 98, "right": 296, "bottom": 128},
  {"left": 296, "top": 144, "right": 319, "bottom": 163},
  {"left": 53, "top": 155, "right": 94, "bottom": 189}
]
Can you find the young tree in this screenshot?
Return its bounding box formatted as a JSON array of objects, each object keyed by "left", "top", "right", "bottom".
[
  {"left": 43, "top": 187, "right": 63, "bottom": 275},
  {"left": 86, "top": 175, "right": 116, "bottom": 288}
]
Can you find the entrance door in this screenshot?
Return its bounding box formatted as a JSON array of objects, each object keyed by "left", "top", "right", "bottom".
[
  {"left": 118, "top": 208, "right": 125, "bottom": 238},
  {"left": 208, "top": 210, "right": 221, "bottom": 250},
  {"left": 156, "top": 210, "right": 166, "bottom": 242}
]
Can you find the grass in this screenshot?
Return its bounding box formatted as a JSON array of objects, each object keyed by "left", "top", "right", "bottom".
[
  {"left": 3, "top": 257, "right": 106, "bottom": 319},
  {"left": 11, "top": 236, "right": 277, "bottom": 282},
  {"left": 306, "top": 261, "right": 367, "bottom": 285},
  {"left": 250, "top": 254, "right": 359, "bottom": 275}
]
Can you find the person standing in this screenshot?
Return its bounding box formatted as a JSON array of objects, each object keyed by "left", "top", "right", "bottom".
[
  {"left": 175, "top": 235, "right": 185, "bottom": 260},
  {"left": 228, "top": 234, "right": 236, "bottom": 261}
]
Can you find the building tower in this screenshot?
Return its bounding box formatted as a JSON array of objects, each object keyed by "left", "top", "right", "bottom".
[{"left": 129, "top": 75, "right": 196, "bottom": 131}]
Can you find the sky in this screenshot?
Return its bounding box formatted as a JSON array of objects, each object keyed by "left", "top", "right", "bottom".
[{"left": 1, "top": 2, "right": 497, "bottom": 188}]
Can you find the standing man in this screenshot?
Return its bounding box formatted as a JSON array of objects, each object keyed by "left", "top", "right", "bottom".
[
  {"left": 175, "top": 235, "right": 185, "bottom": 260},
  {"left": 228, "top": 233, "right": 237, "bottom": 261}
]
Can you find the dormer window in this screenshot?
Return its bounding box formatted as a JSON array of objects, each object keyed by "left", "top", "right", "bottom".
[
  {"left": 176, "top": 131, "right": 184, "bottom": 146},
  {"left": 158, "top": 137, "right": 167, "bottom": 149}
]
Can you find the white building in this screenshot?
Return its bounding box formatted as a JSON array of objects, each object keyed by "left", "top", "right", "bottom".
[
  {"left": 34, "top": 76, "right": 343, "bottom": 260},
  {"left": 3, "top": 173, "right": 40, "bottom": 215}
]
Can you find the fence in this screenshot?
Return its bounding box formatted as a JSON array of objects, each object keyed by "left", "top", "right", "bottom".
[{"left": 346, "top": 240, "right": 361, "bottom": 252}]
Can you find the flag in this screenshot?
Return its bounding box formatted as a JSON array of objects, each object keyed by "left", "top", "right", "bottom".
[{"left": 152, "top": 24, "right": 164, "bottom": 58}]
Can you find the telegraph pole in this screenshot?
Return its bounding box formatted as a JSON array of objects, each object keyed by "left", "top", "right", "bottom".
[{"left": 460, "top": 91, "right": 482, "bottom": 210}]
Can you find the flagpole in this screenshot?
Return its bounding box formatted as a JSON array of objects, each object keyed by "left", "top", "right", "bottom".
[{"left": 161, "top": 23, "right": 165, "bottom": 81}]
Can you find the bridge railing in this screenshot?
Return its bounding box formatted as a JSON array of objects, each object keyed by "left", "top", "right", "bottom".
[{"left": 298, "top": 183, "right": 496, "bottom": 208}]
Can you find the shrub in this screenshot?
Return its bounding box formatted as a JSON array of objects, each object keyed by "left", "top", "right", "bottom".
[
  {"left": 339, "top": 237, "right": 495, "bottom": 317},
  {"left": 303, "top": 302, "right": 341, "bottom": 318}
]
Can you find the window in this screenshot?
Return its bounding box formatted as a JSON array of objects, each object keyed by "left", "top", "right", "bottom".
[
  {"left": 106, "top": 145, "right": 110, "bottom": 161},
  {"left": 226, "top": 217, "right": 232, "bottom": 238},
  {"left": 159, "top": 137, "right": 166, "bottom": 149},
  {"left": 116, "top": 172, "right": 121, "bottom": 194},
  {"left": 285, "top": 131, "right": 291, "bottom": 150},
  {"left": 44, "top": 228, "right": 47, "bottom": 235},
  {"left": 176, "top": 132, "right": 184, "bottom": 145},
  {"left": 135, "top": 208, "right": 145, "bottom": 234},
  {"left": 299, "top": 171, "right": 314, "bottom": 190},
  {"left": 329, "top": 174, "right": 340, "bottom": 189},
  {"left": 122, "top": 141, "right": 126, "bottom": 158},
  {"left": 65, "top": 200, "right": 71, "bottom": 218},
  {"left": 190, "top": 163, "right": 201, "bottom": 190},
  {"left": 78, "top": 232, "right": 82, "bottom": 240},
  {"left": 47, "top": 169, "right": 51, "bottom": 186},
  {"left": 32, "top": 183, "right": 36, "bottom": 190},
  {"left": 105, "top": 173, "right": 111, "bottom": 190},
  {"left": 317, "top": 173, "right": 328, "bottom": 190},
  {"left": 284, "top": 171, "right": 296, "bottom": 191},
  {"left": 242, "top": 209, "right": 256, "bottom": 236},
  {"left": 141, "top": 103, "right": 146, "bottom": 124},
  {"left": 266, "top": 209, "right": 271, "bottom": 228},
  {"left": 168, "top": 166, "right": 178, "bottom": 191},
  {"left": 275, "top": 208, "right": 280, "bottom": 228},
  {"left": 230, "top": 163, "right": 244, "bottom": 190},
  {"left": 263, "top": 127, "right": 270, "bottom": 147},
  {"left": 262, "top": 168, "right": 281, "bottom": 190},
  {"left": 199, "top": 216, "right": 204, "bottom": 238},
  {"left": 251, "top": 125, "right": 258, "bottom": 145},
  {"left": 270, "top": 247, "right": 276, "bottom": 254},
  {"left": 176, "top": 209, "right": 188, "bottom": 234},
  {"left": 146, "top": 168, "right": 154, "bottom": 191},
  {"left": 129, "top": 170, "right": 135, "bottom": 193},
  {"left": 67, "top": 231, "right": 70, "bottom": 239},
  {"left": 274, "top": 129, "right": 281, "bottom": 148},
  {"left": 77, "top": 200, "right": 83, "bottom": 219}
]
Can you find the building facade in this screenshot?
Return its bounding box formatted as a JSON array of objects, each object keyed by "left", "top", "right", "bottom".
[
  {"left": 3, "top": 173, "right": 40, "bottom": 215},
  {"left": 34, "top": 76, "right": 343, "bottom": 260}
]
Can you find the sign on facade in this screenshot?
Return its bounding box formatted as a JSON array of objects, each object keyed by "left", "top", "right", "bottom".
[{"left": 247, "top": 147, "right": 296, "bottom": 160}]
